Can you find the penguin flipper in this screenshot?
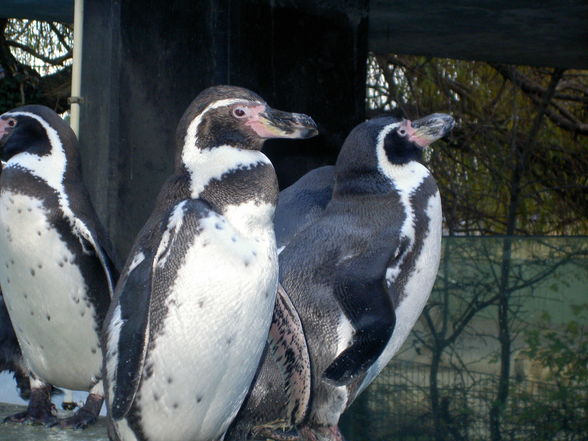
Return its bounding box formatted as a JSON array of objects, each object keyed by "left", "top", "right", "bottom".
[
  {"left": 324, "top": 252, "right": 397, "bottom": 386},
  {"left": 323, "top": 319, "right": 394, "bottom": 387},
  {"left": 0, "top": 290, "right": 29, "bottom": 397},
  {"left": 72, "top": 219, "right": 119, "bottom": 296},
  {"left": 108, "top": 199, "right": 212, "bottom": 419},
  {"left": 108, "top": 249, "right": 154, "bottom": 420},
  {"left": 268, "top": 284, "right": 311, "bottom": 425}
]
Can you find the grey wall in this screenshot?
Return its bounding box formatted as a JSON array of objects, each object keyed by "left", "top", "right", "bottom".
[{"left": 79, "top": 0, "right": 368, "bottom": 259}]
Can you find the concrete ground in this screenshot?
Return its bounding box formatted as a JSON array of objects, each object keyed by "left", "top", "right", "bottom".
[
  {"left": 0, "top": 403, "right": 108, "bottom": 440},
  {"left": 0, "top": 373, "right": 109, "bottom": 440}
]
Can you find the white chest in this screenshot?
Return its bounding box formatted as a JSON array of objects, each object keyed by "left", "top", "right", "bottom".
[
  {"left": 0, "top": 191, "right": 102, "bottom": 390},
  {"left": 133, "top": 208, "right": 278, "bottom": 441}
]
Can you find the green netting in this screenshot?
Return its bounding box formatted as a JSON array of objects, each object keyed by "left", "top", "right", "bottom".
[{"left": 341, "top": 237, "right": 588, "bottom": 441}]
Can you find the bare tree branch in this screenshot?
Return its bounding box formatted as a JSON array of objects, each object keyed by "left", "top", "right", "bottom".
[
  {"left": 492, "top": 64, "right": 588, "bottom": 135},
  {"left": 7, "top": 39, "right": 72, "bottom": 65},
  {"left": 48, "top": 22, "right": 72, "bottom": 52}
]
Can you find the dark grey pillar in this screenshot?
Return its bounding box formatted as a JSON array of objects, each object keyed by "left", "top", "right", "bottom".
[
  {"left": 78, "top": 0, "right": 123, "bottom": 260},
  {"left": 79, "top": 0, "right": 368, "bottom": 259}
]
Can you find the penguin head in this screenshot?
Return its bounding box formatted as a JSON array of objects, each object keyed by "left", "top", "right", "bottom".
[
  {"left": 337, "top": 113, "right": 454, "bottom": 168},
  {"left": 337, "top": 113, "right": 454, "bottom": 173},
  {"left": 334, "top": 114, "right": 453, "bottom": 193},
  {"left": 0, "top": 105, "right": 77, "bottom": 162},
  {"left": 377, "top": 113, "right": 455, "bottom": 166},
  {"left": 175, "top": 85, "right": 318, "bottom": 169}
]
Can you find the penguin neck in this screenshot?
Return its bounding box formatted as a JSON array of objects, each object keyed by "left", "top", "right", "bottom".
[
  {"left": 4, "top": 138, "right": 81, "bottom": 223},
  {"left": 2, "top": 110, "right": 80, "bottom": 188},
  {"left": 378, "top": 160, "right": 432, "bottom": 195},
  {"left": 376, "top": 132, "right": 432, "bottom": 192},
  {"left": 332, "top": 167, "right": 395, "bottom": 198},
  {"left": 180, "top": 145, "right": 269, "bottom": 199},
  {"left": 177, "top": 145, "right": 278, "bottom": 238}
]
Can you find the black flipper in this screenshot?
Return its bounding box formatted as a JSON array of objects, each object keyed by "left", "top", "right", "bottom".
[
  {"left": 107, "top": 199, "right": 211, "bottom": 420},
  {"left": 0, "top": 290, "right": 28, "bottom": 394},
  {"left": 74, "top": 221, "right": 120, "bottom": 297},
  {"left": 109, "top": 249, "right": 154, "bottom": 420},
  {"left": 323, "top": 250, "right": 397, "bottom": 386},
  {"left": 267, "top": 284, "right": 311, "bottom": 425}
]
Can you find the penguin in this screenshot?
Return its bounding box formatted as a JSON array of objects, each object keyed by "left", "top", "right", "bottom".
[
  {"left": 102, "top": 85, "right": 318, "bottom": 441},
  {"left": 0, "top": 105, "right": 119, "bottom": 428},
  {"left": 226, "top": 113, "right": 454, "bottom": 441}
]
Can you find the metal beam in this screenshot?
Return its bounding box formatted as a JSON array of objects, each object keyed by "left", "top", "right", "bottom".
[
  {"left": 369, "top": 0, "right": 588, "bottom": 68},
  {"left": 0, "top": 0, "right": 73, "bottom": 22}
]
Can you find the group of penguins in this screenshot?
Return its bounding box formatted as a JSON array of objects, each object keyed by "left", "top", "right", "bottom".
[{"left": 0, "top": 85, "right": 454, "bottom": 441}]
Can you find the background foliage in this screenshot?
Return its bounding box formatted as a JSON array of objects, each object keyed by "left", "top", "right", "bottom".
[
  {"left": 358, "top": 54, "right": 588, "bottom": 441},
  {"left": 0, "top": 18, "right": 72, "bottom": 113},
  {"left": 367, "top": 54, "right": 588, "bottom": 236}
]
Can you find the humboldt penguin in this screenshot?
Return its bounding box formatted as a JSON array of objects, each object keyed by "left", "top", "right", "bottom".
[
  {"left": 227, "top": 113, "right": 454, "bottom": 441},
  {"left": 0, "top": 105, "right": 119, "bottom": 428},
  {"left": 103, "top": 85, "right": 318, "bottom": 441}
]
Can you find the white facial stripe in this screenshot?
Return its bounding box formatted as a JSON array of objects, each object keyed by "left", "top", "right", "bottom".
[
  {"left": 375, "top": 120, "right": 431, "bottom": 188},
  {"left": 4, "top": 111, "right": 67, "bottom": 198},
  {"left": 180, "top": 98, "right": 269, "bottom": 199},
  {"left": 375, "top": 121, "right": 402, "bottom": 156},
  {"left": 2, "top": 111, "right": 89, "bottom": 239},
  {"left": 182, "top": 98, "right": 263, "bottom": 159}
]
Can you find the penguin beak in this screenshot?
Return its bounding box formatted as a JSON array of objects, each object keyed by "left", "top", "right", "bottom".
[
  {"left": 250, "top": 107, "right": 319, "bottom": 139},
  {"left": 408, "top": 113, "right": 455, "bottom": 148}
]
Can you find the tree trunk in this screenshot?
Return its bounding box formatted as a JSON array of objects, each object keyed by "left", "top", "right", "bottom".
[
  {"left": 430, "top": 349, "right": 445, "bottom": 441},
  {"left": 489, "top": 68, "right": 565, "bottom": 441},
  {"left": 489, "top": 236, "right": 515, "bottom": 441}
]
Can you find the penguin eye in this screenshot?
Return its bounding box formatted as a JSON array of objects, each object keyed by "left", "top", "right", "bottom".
[
  {"left": 7, "top": 118, "right": 17, "bottom": 128},
  {"left": 398, "top": 128, "right": 407, "bottom": 136},
  {"left": 233, "top": 107, "right": 247, "bottom": 118}
]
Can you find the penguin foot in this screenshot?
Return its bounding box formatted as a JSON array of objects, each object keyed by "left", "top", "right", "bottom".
[
  {"left": 3, "top": 383, "right": 57, "bottom": 426},
  {"left": 251, "top": 425, "right": 301, "bottom": 441},
  {"left": 3, "top": 410, "right": 58, "bottom": 426},
  {"left": 57, "top": 392, "right": 103, "bottom": 429},
  {"left": 299, "top": 426, "right": 346, "bottom": 441}
]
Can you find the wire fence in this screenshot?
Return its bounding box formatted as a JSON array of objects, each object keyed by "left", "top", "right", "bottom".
[{"left": 340, "top": 359, "right": 588, "bottom": 441}]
